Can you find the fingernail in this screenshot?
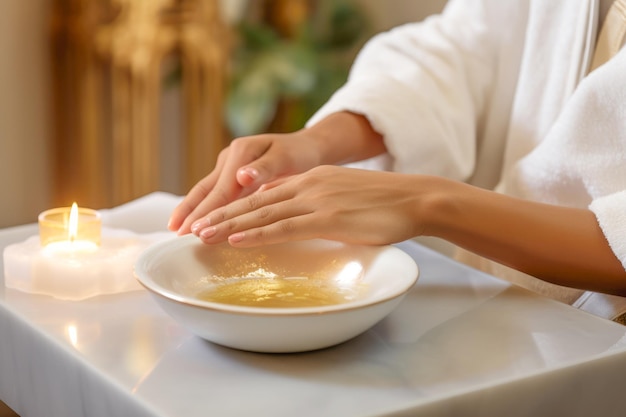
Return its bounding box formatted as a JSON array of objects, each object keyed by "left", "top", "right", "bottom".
[
  {"left": 229, "top": 232, "right": 244, "bottom": 243},
  {"left": 191, "top": 219, "right": 209, "bottom": 234},
  {"left": 199, "top": 226, "right": 217, "bottom": 239},
  {"left": 240, "top": 167, "right": 259, "bottom": 180}
]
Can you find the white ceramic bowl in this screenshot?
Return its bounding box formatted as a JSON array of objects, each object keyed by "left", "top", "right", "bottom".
[{"left": 134, "top": 235, "right": 418, "bottom": 353}]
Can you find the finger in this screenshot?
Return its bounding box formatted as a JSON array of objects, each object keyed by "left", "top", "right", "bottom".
[
  {"left": 236, "top": 166, "right": 260, "bottom": 187},
  {"left": 180, "top": 156, "right": 247, "bottom": 235},
  {"left": 168, "top": 148, "right": 235, "bottom": 232},
  {"left": 257, "top": 175, "right": 292, "bottom": 192},
  {"left": 227, "top": 215, "right": 320, "bottom": 247},
  {"left": 233, "top": 138, "right": 302, "bottom": 188},
  {"left": 168, "top": 173, "right": 217, "bottom": 232},
  {"left": 194, "top": 185, "right": 297, "bottom": 240}
]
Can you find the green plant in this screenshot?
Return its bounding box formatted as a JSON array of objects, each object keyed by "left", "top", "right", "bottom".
[{"left": 226, "top": 0, "right": 368, "bottom": 137}]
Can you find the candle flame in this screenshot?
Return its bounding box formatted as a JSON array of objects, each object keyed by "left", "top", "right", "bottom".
[{"left": 68, "top": 202, "right": 79, "bottom": 242}]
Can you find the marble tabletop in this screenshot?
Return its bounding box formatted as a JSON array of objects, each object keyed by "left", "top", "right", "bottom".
[{"left": 2, "top": 192, "right": 626, "bottom": 417}]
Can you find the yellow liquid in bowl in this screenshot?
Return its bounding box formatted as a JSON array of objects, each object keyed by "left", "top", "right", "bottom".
[{"left": 196, "top": 277, "right": 367, "bottom": 308}]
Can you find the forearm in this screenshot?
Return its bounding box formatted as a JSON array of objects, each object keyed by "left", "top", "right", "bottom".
[
  {"left": 302, "top": 111, "right": 386, "bottom": 166},
  {"left": 425, "top": 178, "right": 626, "bottom": 295}
]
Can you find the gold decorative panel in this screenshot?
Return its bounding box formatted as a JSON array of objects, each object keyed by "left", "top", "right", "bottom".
[{"left": 50, "top": 0, "right": 229, "bottom": 208}]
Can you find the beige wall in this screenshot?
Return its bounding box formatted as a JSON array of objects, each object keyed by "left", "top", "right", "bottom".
[
  {"left": 0, "top": 0, "right": 52, "bottom": 228},
  {"left": 0, "top": 0, "right": 446, "bottom": 228}
]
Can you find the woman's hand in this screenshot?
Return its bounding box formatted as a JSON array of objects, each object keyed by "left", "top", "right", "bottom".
[
  {"left": 191, "top": 166, "right": 429, "bottom": 247},
  {"left": 168, "top": 112, "right": 387, "bottom": 235},
  {"left": 168, "top": 130, "right": 322, "bottom": 235}
]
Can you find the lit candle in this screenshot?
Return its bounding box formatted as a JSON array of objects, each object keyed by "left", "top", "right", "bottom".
[
  {"left": 39, "top": 202, "right": 101, "bottom": 253},
  {"left": 29, "top": 202, "right": 110, "bottom": 298}
]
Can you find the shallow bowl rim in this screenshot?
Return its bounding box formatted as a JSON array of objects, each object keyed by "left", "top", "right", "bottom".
[{"left": 134, "top": 236, "right": 419, "bottom": 317}]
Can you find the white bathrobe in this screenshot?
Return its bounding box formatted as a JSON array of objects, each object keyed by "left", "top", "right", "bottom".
[{"left": 307, "top": 0, "right": 626, "bottom": 319}]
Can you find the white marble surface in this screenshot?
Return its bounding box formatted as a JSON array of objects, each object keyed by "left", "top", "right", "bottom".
[{"left": 2, "top": 192, "right": 626, "bottom": 417}]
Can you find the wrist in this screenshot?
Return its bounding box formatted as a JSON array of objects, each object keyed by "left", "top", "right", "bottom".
[
  {"left": 413, "top": 176, "right": 456, "bottom": 238},
  {"left": 302, "top": 111, "right": 386, "bottom": 165}
]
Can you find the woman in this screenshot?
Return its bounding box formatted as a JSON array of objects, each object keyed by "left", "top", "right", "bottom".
[{"left": 168, "top": 0, "right": 626, "bottom": 318}]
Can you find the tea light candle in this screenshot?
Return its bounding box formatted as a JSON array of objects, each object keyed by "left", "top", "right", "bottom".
[
  {"left": 3, "top": 203, "right": 162, "bottom": 300},
  {"left": 39, "top": 203, "right": 101, "bottom": 253}
]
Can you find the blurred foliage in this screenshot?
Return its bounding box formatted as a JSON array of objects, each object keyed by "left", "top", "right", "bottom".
[{"left": 227, "top": 0, "right": 369, "bottom": 138}]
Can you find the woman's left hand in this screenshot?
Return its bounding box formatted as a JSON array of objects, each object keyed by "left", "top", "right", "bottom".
[{"left": 191, "top": 165, "right": 429, "bottom": 247}]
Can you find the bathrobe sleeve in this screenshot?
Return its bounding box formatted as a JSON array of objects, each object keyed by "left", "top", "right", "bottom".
[
  {"left": 509, "top": 46, "right": 626, "bottom": 271},
  {"left": 584, "top": 52, "right": 626, "bottom": 271},
  {"left": 306, "top": 0, "right": 498, "bottom": 180},
  {"left": 591, "top": 192, "right": 626, "bottom": 271}
]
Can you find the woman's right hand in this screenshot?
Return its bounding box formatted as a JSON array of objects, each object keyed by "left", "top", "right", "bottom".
[{"left": 168, "top": 129, "right": 322, "bottom": 235}]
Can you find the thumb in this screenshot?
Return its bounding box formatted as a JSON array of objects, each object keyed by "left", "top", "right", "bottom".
[{"left": 236, "top": 166, "right": 262, "bottom": 187}]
